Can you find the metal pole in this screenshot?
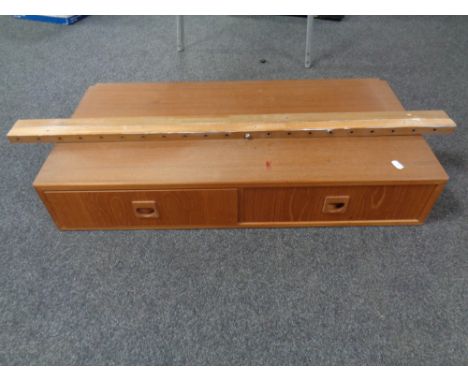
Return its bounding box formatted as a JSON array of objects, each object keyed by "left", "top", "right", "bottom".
[
  {"left": 305, "top": 15, "right": 314, "bottom": 68},
  {"left": 176, "top": 16, "right": 184, "bottom": 52}
]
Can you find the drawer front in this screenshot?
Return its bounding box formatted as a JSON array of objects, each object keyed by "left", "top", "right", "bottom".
[
  {"left": 241, "top": 185, "right": 436, "bottom": 223},
  {"left": 44, "top": 189, "right": 238, "bottom": 229}
]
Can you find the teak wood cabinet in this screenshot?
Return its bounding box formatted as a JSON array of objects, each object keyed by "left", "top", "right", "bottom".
[{"left": 31, "top": 79, "right": 449, "bottom": 230}]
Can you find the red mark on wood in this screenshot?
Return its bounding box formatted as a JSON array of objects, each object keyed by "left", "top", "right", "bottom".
[{"left": 265, "top": 160, "right": 272, "bottom": 169}]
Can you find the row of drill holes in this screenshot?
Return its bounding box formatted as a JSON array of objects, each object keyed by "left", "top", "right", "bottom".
[
  {"left": 47, "top": 128, "right": 437, "bottom": 141},
  {"left": 275, "top": 129, "right": 423, "bottom": 136}
]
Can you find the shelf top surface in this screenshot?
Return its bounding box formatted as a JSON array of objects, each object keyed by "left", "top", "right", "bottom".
[
  {"left": 36, "top": 79, "right": 446, "bottom": 189},
  {"left": 35, "top": 136, "right": 447, "bottom": 189},
  {"left": 72, "top": 78, "right": 405, "bottom": 118}
]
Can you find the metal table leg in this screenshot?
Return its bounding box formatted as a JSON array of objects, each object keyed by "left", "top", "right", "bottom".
[
  {"left": 176, "top": 16, "right": 184, "bottom": 52},
  {"left": 305, "top": 15, "right": 314, "bottom": 68}
]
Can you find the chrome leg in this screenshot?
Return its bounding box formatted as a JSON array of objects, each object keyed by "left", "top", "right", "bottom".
[
  {"left": 305, "top": 15, "right": 314, "bottom": 68},
  {"left": 176, "top": 16, "right": 184, "bottom": 52}
]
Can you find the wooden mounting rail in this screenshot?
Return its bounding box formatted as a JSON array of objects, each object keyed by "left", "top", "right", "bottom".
[{"left": 8, "top": 110, "right": 455, "bottom": 143}]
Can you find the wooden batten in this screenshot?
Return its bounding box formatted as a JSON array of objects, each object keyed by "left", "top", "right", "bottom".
[{"left": 7, "top": 110, "right": 456, "bottom": 143}]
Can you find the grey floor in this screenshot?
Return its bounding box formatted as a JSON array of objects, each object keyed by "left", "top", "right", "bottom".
[{"left": 0, "top": 16, "right": 467, "bottom": 365}]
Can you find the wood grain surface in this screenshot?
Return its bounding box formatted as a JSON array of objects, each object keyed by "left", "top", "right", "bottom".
[
  {"left": 8, "top": 110, "right": 455, "bottom": 143},
  {"left": 43, "top": 189, "right": 238, "bottom": 229},
  {"left": 72, "top": 78, "right": 406, "bottom": 118},
  {"left": 33, "top": 136, "right": 448, "bottom": 190},
  {"left": 241, "top": 185, "right": 436, "bottom": 222}
]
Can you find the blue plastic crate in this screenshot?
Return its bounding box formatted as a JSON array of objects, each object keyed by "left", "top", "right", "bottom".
[{"left": 14, "top": 15, "right": 87, "bottom": 25}]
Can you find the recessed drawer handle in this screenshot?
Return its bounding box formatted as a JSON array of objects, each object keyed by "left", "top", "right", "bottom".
[
  {"left": 323, "top": 195, "right": 350, "bottom": 214},
  {"left": 132, "top": 200, "right": 159, "bottom": 218},
  {"left": 136, "top": 207, "right": 155, "bottom": 214},
  {"left": 331, "top": 202, "right": 345, "bottom": 209}
]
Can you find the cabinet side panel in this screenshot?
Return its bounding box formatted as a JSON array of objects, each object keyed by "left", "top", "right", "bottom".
[{"left": 417, "top": 182, "right": 447, "bottom": 223}]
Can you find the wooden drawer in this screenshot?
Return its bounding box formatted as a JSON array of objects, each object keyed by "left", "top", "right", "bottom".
[
  {"left": 42, "top": 189, "right": 238, "bottom": 229},
  {"left": 241, "top": 185, "right": 438, "bottom": 224}
]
